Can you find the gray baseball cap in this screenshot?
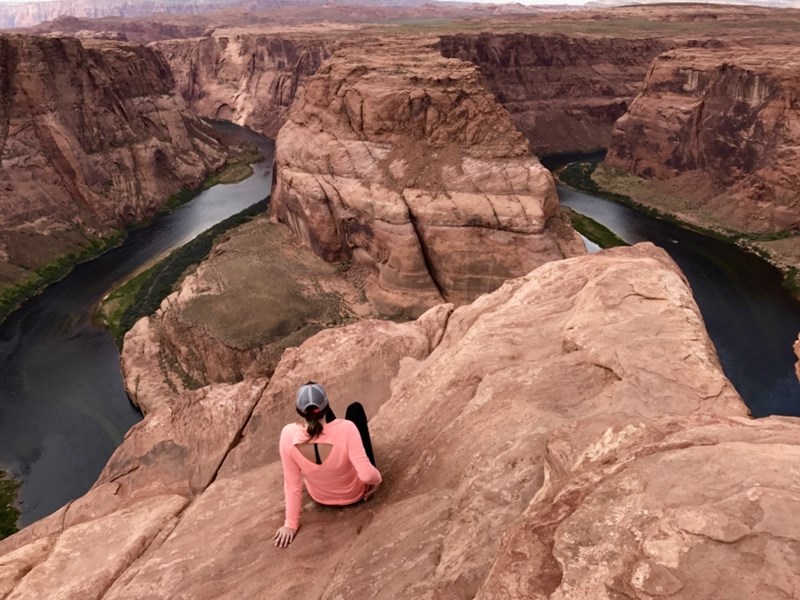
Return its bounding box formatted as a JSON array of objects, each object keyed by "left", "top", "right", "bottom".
[{"left": 296, "top": 382, "right": 329, "bottom": 419}]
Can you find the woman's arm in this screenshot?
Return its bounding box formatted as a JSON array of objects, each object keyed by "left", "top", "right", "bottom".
[
  {"left": 345, "top": 422, "right": 382, "bottom": 486},
  {"left": 277, "top": 427, "right": 303, "bottom": 546}
]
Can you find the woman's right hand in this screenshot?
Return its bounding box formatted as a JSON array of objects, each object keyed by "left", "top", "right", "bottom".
[{"left": 363, "top": 483, "right": 379, "bottom": 501}]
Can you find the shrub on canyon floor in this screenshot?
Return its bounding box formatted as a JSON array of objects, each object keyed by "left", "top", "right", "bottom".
[
  {"left": 562, "top": 207, "right": 628, "bottom": 249},
  {"left": 0, "top": 470, "right": 21, "bottom": 540}
]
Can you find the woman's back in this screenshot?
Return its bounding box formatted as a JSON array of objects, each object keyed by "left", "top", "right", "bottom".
[{"left": 279, "top": 419, "right": 381, "bottom": 523}]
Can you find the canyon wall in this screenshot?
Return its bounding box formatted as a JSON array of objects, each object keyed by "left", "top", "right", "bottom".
[
  {"left": 153, "top": 33, "right": 332, "bottom": 138},
  {"left": 271, "top": 36, "right": 584, "bottom": 317},
  {"left": 0, "top": 34, "right": 226, "bottom": 290},
  {"left": 603, "top": 45, "right": 800, "bottom": 234},
  {"left": 156, "top": 30, "right": 667, "bottom": 157},
  {"left": 6, "top": 243, "right": 799, "bottom": 599},
  {"left": 439, "top": 33, "right": 670, "bottom": 156}
]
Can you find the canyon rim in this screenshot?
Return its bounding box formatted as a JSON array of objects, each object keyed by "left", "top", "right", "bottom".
[{"left": 2, "top": 3, "right": 800, "bottom": 599}]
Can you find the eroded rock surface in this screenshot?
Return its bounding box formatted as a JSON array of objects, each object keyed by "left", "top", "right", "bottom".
[
  {"left": 0, "top": 35, "right": 226, "bottom": 289},
  {"left": 121, "top": 216, "right": 375, "bottom": 406},
  {"left": 439, "top": 33, "right": 669, "bottom": 156},
  {"left": 604, "top": 45, "right": 800, "bottom": 234},
  {"left": 271, "top": 36, "right": 584, "bottom": 316},
  {"left": 154, "top": 32, "right": 332, "bottom": 138},
  {"left": 5, "top": 244, "right": 796, "bottom": 600}
]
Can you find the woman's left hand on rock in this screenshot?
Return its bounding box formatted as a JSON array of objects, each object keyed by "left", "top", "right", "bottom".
[{"left": 274, "top": 526, "right": 297, "bottom": 548}]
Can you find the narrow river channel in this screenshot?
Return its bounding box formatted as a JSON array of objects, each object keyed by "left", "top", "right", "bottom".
[
  {"left": 0, "top": 123, "right": 274, "bottom": 526},
  {"left": 558, "top": 183, "right": 800, "bottom": 419}
]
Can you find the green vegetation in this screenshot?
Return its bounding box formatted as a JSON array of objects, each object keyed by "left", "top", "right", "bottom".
[
  {"left": 559, "top": 162, "right": 800, "bottom": 300},
  {"left": 0, "top": 141, "right": 265, "bottom": 329},
  {"left": 558, "top": 162, "right": 733, "bottom": 242},
  {"left": 162, "top": 186, "right": 204, "bottom": 214},
  {"left": 202, "top": 142, "right": 262, "bottom": 189},
  {"left": 99, "top": 198, "right": 269, "bottom": 345},
  {"left": 0, "top": 470, "right": 21, "bottom": 540},
  {"left": 160, "top": 142, "right": 262, "bottom": 215},
  {"left": 203, "top": 163, "right": 253, "bottom": 188},
  {"left": 0, "top": 233, "right": 124, "bottom": 325},
  {"left": 785, "top": 267, "right": 800, "bottom": 298},
  {"left": 562, "top": 207, "right": 628, "bottom": 249}
]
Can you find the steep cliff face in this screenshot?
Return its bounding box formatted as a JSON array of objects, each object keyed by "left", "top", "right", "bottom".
[
  {"left": 271, "top": 36, "right": 584, "bottom": 316},
  {"left": 0, "top": 34, "right": 226, "bottom": 288},
  {"left": 4, "top": 244, "right": 797, "bottom": 599},
  {"left": 438, "top": 33, "right": 670, "bottom": 155},
  {"left": 153, "top": 32, "right": 333, "bottom": 138},
  {"left": 604, "top": 45, "right": 800, "bottom": 234}
]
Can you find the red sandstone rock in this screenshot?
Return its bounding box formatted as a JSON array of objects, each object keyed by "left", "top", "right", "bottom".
[
  {"left": 5, "top": 243, "right": 792, "bottom": 600},
  {"left": 605, "top": 45, "right": 800, "bottom": 233},
  {"left": 477, "top": 413, "right": 800, "bottom": 599},
  {"left": 156, "top": 29, "right": 667, "bottom": 157},
  {"left": 439, "top": 33, "right": 669, "bottom": 156},
  {"left": 271, "top": 36, "right": 585, "bottom": 317},
  {"left": 0, "top": 35, "right": 226, "bottom": 286},
  {"left": 121, "top": 217, "right": 377, "bottom": 401},
  {"left": 153, "top": 32, "right": 332, "bottom": 138},
  {"left": 795, "top": 335, "right": 800, "bottom": 382}
]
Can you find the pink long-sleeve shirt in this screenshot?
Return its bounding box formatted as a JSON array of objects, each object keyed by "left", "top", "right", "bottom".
[{"left": 279, "top": 419, "right": 382, "bottom": 529}]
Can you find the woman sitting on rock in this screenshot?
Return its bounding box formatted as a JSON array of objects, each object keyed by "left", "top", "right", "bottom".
[{"left": 274, "top": 382, "right": 381, "bottom": 548}]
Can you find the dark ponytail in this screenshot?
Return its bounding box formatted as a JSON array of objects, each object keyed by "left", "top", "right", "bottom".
[{"left": 306, "top": 419, "right": 323, "bottom": 439}]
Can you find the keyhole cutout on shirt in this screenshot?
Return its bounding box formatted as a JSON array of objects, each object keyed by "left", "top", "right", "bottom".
[{"left": 295, "top": 442, "right": 333, "bottom": 464}]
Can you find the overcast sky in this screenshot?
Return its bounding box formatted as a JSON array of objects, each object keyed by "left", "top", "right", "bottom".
[{"left": 0, "top": 0, "right": 594, "bottom": 3}]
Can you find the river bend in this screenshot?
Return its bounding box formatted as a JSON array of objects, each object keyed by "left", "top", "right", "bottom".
[{"left": 0, "top": 123, "right": 274, "bottom": 525}]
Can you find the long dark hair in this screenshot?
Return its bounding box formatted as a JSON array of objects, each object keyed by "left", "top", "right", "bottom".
[{"left": 306, "top": 418, "right": 324, "bottom": 439}]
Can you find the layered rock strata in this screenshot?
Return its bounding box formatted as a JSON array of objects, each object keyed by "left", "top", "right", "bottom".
[
  {"left": 604, "top": 45, "right": 800, "bottom": 234},
  {"left": 271, "top": 36, "right": 584, "bottom": 316},
  {"left": 439, "top": 33, "right": 670, "bottom": 156},
  {"left": 6, "top": 244, "right": 800, "bottom": 599},
  {"left": 157, "top": 29, "right": 668, "bottom": 156},
  {"left": 154, "top": 32, "right": 333, "bottom": 138},
  {"left": 0, "top": 34, "right": 226, "bottom": 288}
]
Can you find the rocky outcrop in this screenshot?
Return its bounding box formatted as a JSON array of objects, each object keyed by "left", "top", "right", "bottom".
[
  {"left": 795, "top": 335, "right": 800, "bottom": 382},
  {"left": 271, "top": 36, "right": 585, "bottom": 316},
  {"left": 27, "top": 15, "right": 207, "bottom": 42},
  {"left": 153, "top": 33, "right": 332, "bottom": 138},
  {"left": 156, "top": 30, "right": 668, "bottom": 156},
  {"left": 121, "top": 216, "right": 376, "bottom": 405},
  {"left": 439, "top": 33, "right": 670, "bottom": 156},
  {"left": 5, "top": 243, "right": 798, "bottom": 599},
  {"left": 0, "top": 35, "right": 226, "bottom": 287},
  {"left": 604, "top": 45, "right": 800, "bottom": 234}
]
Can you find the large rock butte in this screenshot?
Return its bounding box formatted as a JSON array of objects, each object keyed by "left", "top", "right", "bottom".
[
  {"left": 4, "top": 243, "right": 800, "bottom": 599},
  {"left": 0, "top": 34, "right": 226, "bottom": 290},
  {"left": 155, "top": 29, "right": 668, "bottom": 156},
  {"left": 271, "top": 36, "right": 584, "bottom": 316},
  {"left": 604, "top": 45, "right": 800, "bottom": 234}
]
